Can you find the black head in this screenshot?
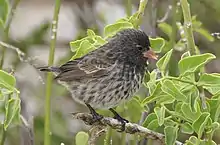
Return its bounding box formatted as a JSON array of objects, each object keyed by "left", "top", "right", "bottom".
[
  {"left": 108, "top": 28, "right": 157, "bottom": 66},
  {"left": 117, "top": 28, "right": 151, "bottom": 51}
]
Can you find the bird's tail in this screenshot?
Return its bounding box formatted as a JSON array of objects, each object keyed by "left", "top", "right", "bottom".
[{"left": 38, "top": 66, "right": 61, "bottom": 72}]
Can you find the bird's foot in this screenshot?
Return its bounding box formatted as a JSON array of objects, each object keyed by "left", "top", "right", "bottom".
[
  {"left": 86, "top": 104, "right": 103, "bottom": 124},
  {"left": 109, "top": 108, "right": 129, "bottom": 132}
]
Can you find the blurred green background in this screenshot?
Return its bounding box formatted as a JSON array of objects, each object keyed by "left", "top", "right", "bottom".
[{"left": 1, "top": 0, "right": 220, "bottom": 144}]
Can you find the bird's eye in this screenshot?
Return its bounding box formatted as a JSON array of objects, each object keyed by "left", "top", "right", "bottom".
[{"left": 136, "top": 44, "right": 144, "bottom": 51}]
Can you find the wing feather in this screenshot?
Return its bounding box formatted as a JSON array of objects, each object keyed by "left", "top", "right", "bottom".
[{"left": 55, "top": 53, "right": 116, "bottom": 82}]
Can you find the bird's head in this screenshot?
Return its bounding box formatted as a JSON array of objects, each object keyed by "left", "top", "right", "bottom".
[{"left": 111, "top": 28, "right": 158, "bottom": 65}]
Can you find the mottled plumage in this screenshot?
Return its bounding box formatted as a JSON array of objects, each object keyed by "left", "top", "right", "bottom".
[{"left": 39, "top": 28, "right": 157, "bottom": 109}]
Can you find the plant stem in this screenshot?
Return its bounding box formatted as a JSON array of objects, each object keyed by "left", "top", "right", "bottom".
[
  {"left": 120, "top": 132, "right": 126, "bottom": 145},
  {"left": 180, "top": 0, "right": 207, "bottom": 109},
  {"left": 44, "top": 0, "right": 61, "bottom": 145},
  {"left": 168, "top": 0, "right": 179, "bottom": 76},
  {"left": 124, "top": 0, "right": 132, "bottom": 17},
  {"left": 180, "top": 0, "right": 196, "bottom": 55},
  {"left": 170, "top": 0, "right": 178, "bottom": 48},
  {"left": 0, "top": 126, "right": 6, "bottom": 145},
  {"left": 0, "top": 0, "right": 21, "bottom": 69},
  {"left": 134, "top": 0, "right": 149, "bottom": 28},
  {"left": 104, "top": 127, "right": 112, "bottom": 145}
]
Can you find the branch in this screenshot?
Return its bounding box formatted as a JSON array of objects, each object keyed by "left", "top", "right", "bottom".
[{"left": 72, "top": 113, "right": 183, "bottom": 145}]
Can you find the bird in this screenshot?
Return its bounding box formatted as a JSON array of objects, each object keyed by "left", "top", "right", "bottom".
[{"left": 39, "top": 28, "right": 157, "bottom": 130}]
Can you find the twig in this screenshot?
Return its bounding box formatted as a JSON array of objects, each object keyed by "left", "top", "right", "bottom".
[
  {"left": 157, "top": 5, "right": 172, "bottom": 23},
  {"left": 72, "top": 113, "right": 183, "bottom": 145},
  {"left": 20, "top": 115, "right": 34, "bottom": 145}
]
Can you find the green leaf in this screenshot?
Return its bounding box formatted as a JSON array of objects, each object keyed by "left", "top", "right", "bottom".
[
  {"left": 181, "top": 51, "right": 190, "bottom": 59},
  {"left": 116, "top": 18, "right": 129, "bottom": 23},
  {"left": 162, "top": 80, "right": 187, "bottom": 102},
  {"left": 142, "top": 83, "right": 163, "bottom": 104},
  {"left": 4, "top": 97, "right": 21, "bottom": 130},
  {"left": 154, "top": 106, "right": 165, "bottom": 126},
  {"left": 156, "top": 94, "right": 175, "bottom": 105},
  {"left": 86, "top": 29, "right": 107, "bottom": 46},
  {"left": 0, "top": 0, "right": 9, "bottom": 23},
  {"left": 158, "top": 22, "right": 172, "bottom": 38},
  {"left": 70, "top": 37, "right": 88, "bottom": 52},
  {"left": 75, "top": 131, "right": 89, "bottom": 145},
  {"left": 185, "top": 136, "right": 198, "bottom": 145},
  {"left": 126, "top": 97, "right": 144, "bottom": 122},
  {"left": 210, "top": 122, "right": 220, "bottom": 135},
  {"left": 104, "top": 22, "right": 133, "bottom": 38},
  {"left": 195, "top": 28, "right": 214, "bottom": 42},
  {"left": 164, "top": 126, "right": 178, "bottom": 145},
  {"left": 181, "top": 103, "right": 201, "bottom": 122},
  {"left": 143, "top": 82, "right": 175, "bottom": 105},
  {"left": 144, "top": 70, "right": 157, "bottom": 94},
  {"left": 71, "top": 40, "right": 95, "bottom": 60},
  {"left": 198, "top": 73, "right": 220, "bottom": 87},
  {"left": 94, "top": 36, "right": 107, "bottom": 45},
  {"left": 164, "top": 118, "right": 177, "bottom": 127},
  {"left": 178, "top": 53, "right": 216, "bottom": 76},
  {"left": 200, "top": 140, "right": 217, "bottom": 145},
  {"left": 149, "top": 37, "right": 165, "bottom": 53},
  {"left": 146, "top": 119, "right": 159, "bottom": 131},
  {"left": 87, "top": 29, "right": 96, "bottom": 38},
  {"left": 142, "top": 113, "right": 157, "bottom": 127},
  {"left": 0, "top": 70, "right": 16, "bottom": 91},
  {"left": 175, "top": 102, "right": 183, "bottom": 113},
  {"left": 181, "top": 122, "right": 194, "bottom": 134},
  {"left": 156, "top": 49, "right": 173, "bottom": 73},
  {"left": 192, "top": 112, "right": 210, "bottom": 138},
  {"left": 207, "top": 99, "right": 220, "bottom": 122}
]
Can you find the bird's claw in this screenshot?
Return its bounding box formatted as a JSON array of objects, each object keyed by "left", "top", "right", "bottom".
[
  {"left": 86, "top": 103, "right": 103, "bottom": 124},
  {"left": 109, "top": 108, "right": 129, "bottom": 132}
]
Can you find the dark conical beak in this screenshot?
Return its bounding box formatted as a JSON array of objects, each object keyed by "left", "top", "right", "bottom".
[{"left": 143, "top": 48, "right": 158, "bottom": 60}]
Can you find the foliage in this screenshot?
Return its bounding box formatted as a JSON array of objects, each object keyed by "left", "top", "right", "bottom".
[
  {"left": 69, "top": 1, "right": 220, "bottom": 145},
  {"left": 0, "top": 70, "right": 21, "bottom": 135},
  {"left": 0, "top": 0, "right": 220, "bottom": 144}
]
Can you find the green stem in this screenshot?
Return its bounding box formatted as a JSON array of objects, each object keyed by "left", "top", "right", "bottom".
[
  {"left": 44, "top": 0, "right": 61, "bottom": 145},
  {"left": 124, "top": 0, "right": 132, "bottom": 17},
  {"left": 0, "top": 0, "right": 21, "bottom": 69},
  {"left": 0, "top": 126, "right": 6, "bottom": 145},
  {"left": 134, "top": 0, "right": 149, "bottom": 28},
  {"left": 130, "top": 134, "right": 138, "bottom": 145},
  {"left": 180, "top": 0, "right": 196, "bottom": 55},
  {"left": 104, "top": 127, "right": 112, "bottom": 145},
  {"left": 180, "top": 0, "right": 207, "bottom": 109},
  {"left": 121, "top": 132, "right": 126, "bottom": 145},
  {"left": 170, "top": 0, "right": 178, "bottom": 48}
]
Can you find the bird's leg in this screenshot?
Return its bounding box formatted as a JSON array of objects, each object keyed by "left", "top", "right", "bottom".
[
  {"left": 109, "top": 108, "right": 129, "bottom": 132},
  {"left": 85, "top": 103, "right": 103, "bottom": 123}
]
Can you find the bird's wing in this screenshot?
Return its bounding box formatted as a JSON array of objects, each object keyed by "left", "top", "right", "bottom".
[{"left": 55, "top": 54, "right": 116, "bottom": 82}]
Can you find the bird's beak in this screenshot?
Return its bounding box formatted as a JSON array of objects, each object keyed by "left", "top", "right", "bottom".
[{"left": 143, "top": 48, "right": 158, "bottom": 60}]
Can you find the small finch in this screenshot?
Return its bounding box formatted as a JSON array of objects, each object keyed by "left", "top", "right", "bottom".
[{"left": 39, "top": 28, "right": 157, "bottom": 129}]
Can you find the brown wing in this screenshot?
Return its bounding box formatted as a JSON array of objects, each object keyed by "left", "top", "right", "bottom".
[{"left": 55, "top": 54, "right": 116, "bottom": 83}]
